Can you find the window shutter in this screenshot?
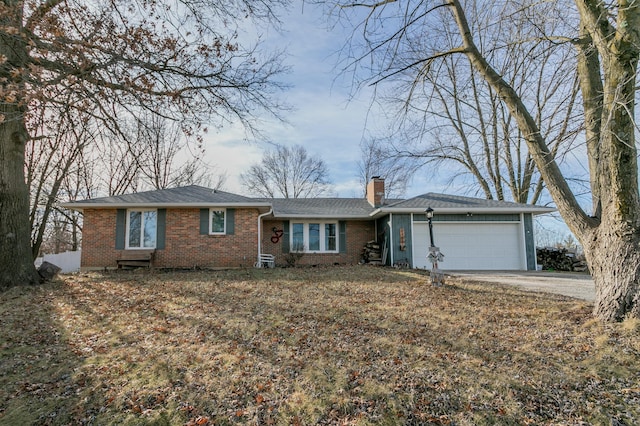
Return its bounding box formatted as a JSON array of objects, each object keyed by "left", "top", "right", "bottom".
[
  {"left": 339, "top": 221, "right": 346, "bottom": 254},
  {"left": 226, "top": 209, "right": 235, "bottom": 235},
  {"left": 115, "top": 209, "right": 126, "bottom": 249},
  {"left": 156, "top": 209, "right": 166, "bottom": 249},
  {"left": 282, "top": 220, "right": 290, "bottom": 253},
  {"left": 200, "top": 209, "right": 209, "bottom": 234}
]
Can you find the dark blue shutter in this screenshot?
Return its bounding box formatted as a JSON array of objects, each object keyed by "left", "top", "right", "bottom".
[
  {"left": 200, "top": 209, "right": 209, "bottom": 234},
  {"left": 226, "top": 209, "right": 235, "bottom": 235},
  {"left": 115, "top": 209, "right": 126, "bottom": 249},
  {"left": 156, "top": 209, "right": 166, "bottom": 249},
  {"left": 339, "top": 221, "right": 346, "bottom": 254},
  {"left": 282, "top": 220, "right": 290, "bottom": 253}
]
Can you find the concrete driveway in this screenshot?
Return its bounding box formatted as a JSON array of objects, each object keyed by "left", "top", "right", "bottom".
[{"left": 447, "top": 270, "right": 595, "bottom": 302}]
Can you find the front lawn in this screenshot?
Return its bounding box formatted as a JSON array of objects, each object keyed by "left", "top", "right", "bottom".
[{"left": 1, "top": 266, "right": 638, "bottom": 425}]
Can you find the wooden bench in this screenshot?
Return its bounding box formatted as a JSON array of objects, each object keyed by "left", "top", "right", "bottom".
[{"left": 117, "top": 249, "right": 155, "bottom": 268}]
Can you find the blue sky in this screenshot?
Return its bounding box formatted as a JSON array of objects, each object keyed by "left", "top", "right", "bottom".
[
  {"left": 201, "top": 2, "right": 573, "bottom": 238},
  {"left": 204, "top": 3, "right": 431, "bottom": 198}
]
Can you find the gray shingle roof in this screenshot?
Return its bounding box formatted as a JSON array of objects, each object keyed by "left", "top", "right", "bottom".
[
  {"left": 63, "top": 185, "right": 269, "bottom": 209},
  {"left": 62, "top": 185, "right": 554, "bottom": 216},
  {"left": 385, "top": 193, "right": 553, "bottom": 212},
  {"left": 264, "top": 198, "right": 375, "bottom": 218}
]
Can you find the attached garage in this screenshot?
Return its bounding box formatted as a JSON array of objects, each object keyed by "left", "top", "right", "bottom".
[
  {"left": 377, "top": 193, "right": 553, "bottom": 271},
  {"left": 412, "top": 219, "right": 525, "bottom": 270}
]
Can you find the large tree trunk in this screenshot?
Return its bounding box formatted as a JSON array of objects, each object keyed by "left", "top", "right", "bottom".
[
  {"left": 586, "top": 0, "right": 640, "bottom": 321},
  {"left": 584, "top": 221, "right": 640, "bottom": 321},
  {"left": 449, "top": 0, "right": 640, "bottom": 321},
  {"left": 0, "top": 1, "right": 40, "bottom": 289},
  {"left": 0, "top": 112, "right": 40, "bottom": 289}
]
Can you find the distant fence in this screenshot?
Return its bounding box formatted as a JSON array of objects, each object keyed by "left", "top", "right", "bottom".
[{"left": 35, "top": 250, "right": 81, "bottom": 273}]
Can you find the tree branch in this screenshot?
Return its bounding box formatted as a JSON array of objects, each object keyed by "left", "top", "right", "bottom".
[{"left": 448, "top": 0, "right": 595, "bottom": 235}]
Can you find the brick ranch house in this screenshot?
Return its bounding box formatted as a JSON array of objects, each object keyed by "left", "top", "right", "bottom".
[{"left": 61, "top": 178, "right": 554, "bottom": 271}]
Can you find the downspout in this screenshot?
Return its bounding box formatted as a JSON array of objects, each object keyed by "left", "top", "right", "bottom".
[
  {"left": 388, "top": 214, "right": 393, "bottom": 266},
  {"left": 257, "top": 208, "right": 273, "bottom": 262},
  {"left": 520, "top": 213, "right": 527, "bottom": 270}
]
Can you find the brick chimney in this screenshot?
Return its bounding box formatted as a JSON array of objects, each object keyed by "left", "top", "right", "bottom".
[{"left": 366, "top": 177, "right": 385, "bottom": 207}]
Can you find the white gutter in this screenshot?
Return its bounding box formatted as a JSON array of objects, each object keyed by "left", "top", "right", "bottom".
[
  {"left": 270, "top": 214, "right": 371, "bottom": 219},
  {"left": 371, "top": 207, "right": 556, "bottom": 215},
  {"left": 257, "top": 208, "right": 273, "bottom": 262},
  {"left": 520, "top": 213, "right": 528, "bottom": 270},
  {"left": 388, "top": 215, "right": 393, "bottom": 266}
]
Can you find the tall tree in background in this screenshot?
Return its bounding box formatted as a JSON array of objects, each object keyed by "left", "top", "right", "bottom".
[
  {"left": 132, "top": 115, "right": 226, "bottom": 191},
  {"left": 27, "top": 113, "right": 227, "bottom": 257},
  {"left": 241, "top": 144, "right": 332, "bottom": 198},
  {"left": 346, "top": 0, "right": 583, "bottom": 204},
  {"left": 379, "top": 33, "right": 582, "bottom": 204},
  {"left": 329, "top": 0, "right": 640, "bottom": 321},
  {"left": 357, "top": 137, "right": 416, "bottom": 199},
  {"left": 0, "top": 0, "right": 288, "bottom": 288},
  {"left": 26, "top": 109, "right": 92, "bottom": 258}
]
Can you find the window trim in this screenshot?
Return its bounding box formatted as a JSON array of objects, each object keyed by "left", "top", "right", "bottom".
[
  {"left": 290, "top": 221, "right": 339, "bottom": 253},
  {"left": 125, "top": 208, "right": 158, "bottom": 249},
  {"left": 209, "top": 208, "right": 227, "bottom": 235}
]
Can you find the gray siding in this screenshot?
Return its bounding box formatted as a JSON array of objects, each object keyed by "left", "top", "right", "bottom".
[
  {"left": 413, "top": 213, "right": 520, "bottom": 222},
  {"left": 391, "top": 214, "right": 412, "bottom": 267},
  {"left": 376, "top": 216, "right": 391, "bottom": 266}
]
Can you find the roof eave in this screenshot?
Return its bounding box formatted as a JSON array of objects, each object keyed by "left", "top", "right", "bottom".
[
  {"left": 271, "top": 213, "right": 372, "bottom": 219},
  {"left": 374, "top": 207, "right": 556, "bottom": 215}
]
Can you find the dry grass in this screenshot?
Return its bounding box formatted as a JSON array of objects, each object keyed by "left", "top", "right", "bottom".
[{"left": 1, "top": 266, "right": 639, "bottom": 425}]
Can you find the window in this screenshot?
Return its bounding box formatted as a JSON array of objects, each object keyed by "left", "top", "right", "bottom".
[
  {"left": 325, "top": 223, "right": 337, "bottom": 251},
  {"left": 309, "top": 223, "right": 320, "bottom": 251},
  {"left": 127, "top": 209, "right": 157, "bottom": 249},
  {"left": 292, "top": 223, "right": 304, "bottom": 251},
  {"left": 290, "top": 221, "right": 338, "bottom": 253},
  {"left": 210, "top": 209, "right": 226, "bottom": 234}
]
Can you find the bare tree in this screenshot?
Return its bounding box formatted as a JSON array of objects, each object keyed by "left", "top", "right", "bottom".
[
  {"left": 25, "top": 110, "right": 93, "bottom": 257},
  {"left": 56, "top": 161, "right": 90, "bottom": 253},
  {"left": 29, "top": 110, "right": 230, "bottom": 256},
  {"left": 354, "top": 1, "right": 583, "bottom": 205},
  {"left": 329, "top": 0, "right": 640, "bottom": 321},
  {"left": 241, "top": 144, "right": 332, "bottom": 198},
  {"left": 132, "top": 115, "right": 226, "bottom": 191},
  {"left": 357, "top": 137, "right": 416, "bottom": 198},
  {"left": 1, "top": 0, "right": 289, "bottom": 288},
  {"left": 390, "top": 53, "right": 581, "bottom": 203}
]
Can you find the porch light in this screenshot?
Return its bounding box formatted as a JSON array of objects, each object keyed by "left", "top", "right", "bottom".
[
  {"left": 426, "top": 207, "right": 434, "bottom": 219},
  {"left": 425, "top": 207, "right": 435, "bottom": 247},
  {"left": 425, "top": 206, "right": 444, "bottom": 285}
]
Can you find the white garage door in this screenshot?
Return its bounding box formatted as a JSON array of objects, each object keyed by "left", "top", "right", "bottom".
[{"left": 412, "top": 222, "right": 524, "bottom": 270}]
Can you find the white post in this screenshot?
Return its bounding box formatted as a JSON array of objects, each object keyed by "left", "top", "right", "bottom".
[{"left": 256, "top": 209, "right": 273, "bottom": 267}]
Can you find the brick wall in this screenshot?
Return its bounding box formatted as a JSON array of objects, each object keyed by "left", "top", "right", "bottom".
[
  {"left": 81, "top": 208, "right": 259, "bottom": 269},
  {"left": 81, "top": 209, "right": 376, "bottom": 269},
  {"left": 81, "top": 209, "right": 118, "bottom": 268},
  {"left": 158, "top": 208, "right": 258, "bottom": 268},
  {"left": 261, "top": 219, "right": 375, "bottom": 266}
]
